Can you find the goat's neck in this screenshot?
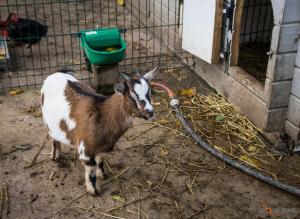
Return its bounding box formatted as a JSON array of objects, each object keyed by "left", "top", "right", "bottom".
[{"left": 98, "top": 94, "right": 131, "bottom": 130}]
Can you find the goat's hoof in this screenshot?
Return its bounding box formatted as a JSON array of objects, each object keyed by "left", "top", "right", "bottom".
[
  {"left": 50, "top": 154, "right": 60, "bottom": 162},
  {"left": 50, "top": 154, "right": 55, "bottom": 161},
  {"left": 92, "top": 190, "right": 99, "bottom": 197},
  {"left": 87, "top": 187, "right": 99, "bottom": 196},
  {"left": 96, "top": 169, "right": 107, "bottom": 179}
]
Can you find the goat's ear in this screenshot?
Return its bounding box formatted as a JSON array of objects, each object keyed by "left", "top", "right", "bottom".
[
  {"left": 120, "top": 72, "right": 131, "bottom": 81},
  {"left": 143, "top": 67, "right": 159, "bottom": 81},
  {"left": 114, "top": 82, "right": 125, "bottom": 94}
]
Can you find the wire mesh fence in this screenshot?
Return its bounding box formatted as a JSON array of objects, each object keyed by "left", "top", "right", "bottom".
[
  {"left": 238, "top": 0, "right": 273, "bottom": 83},
  {"left": 240, "top": 0, "right": 273, "bottom": 46},
  {"left": 0, "top": 0, "right": 193, "bottom": 91}
]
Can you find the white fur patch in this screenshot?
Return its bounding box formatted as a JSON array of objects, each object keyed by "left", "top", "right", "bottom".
[
  {"left": 78, "top": 141, "right": 90, "bottom": 161},
  {"left": 84, "top": 165, "right": 97, "bottom": 194},
  {"left": 133, "top": 78, "right": 153, "bottom": 111},
  {"left": 41, "top": 72, "right": 78, "bottom": 146}
]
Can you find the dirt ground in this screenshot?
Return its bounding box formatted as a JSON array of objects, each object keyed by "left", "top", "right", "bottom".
[
  {"left": 0, "top": 68, "right": 300, "bottom": 219},
  {"left": 0, "top": 1, "right": 300, "bottom": 218}
]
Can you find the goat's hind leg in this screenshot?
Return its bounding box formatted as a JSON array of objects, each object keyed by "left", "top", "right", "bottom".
[
  {"left": 95, "top": 154, "right": 107, "bottom": 179},
  {"left": 50, "top": 139, "right": 62, "bottom": 161},
  {"left": 82, "top": 159, "right": 98, "bottom": 196}
]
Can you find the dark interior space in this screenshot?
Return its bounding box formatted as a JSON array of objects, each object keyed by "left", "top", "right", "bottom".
[{"left": 238, "top": 0, "right": 273, "bottom": 83}]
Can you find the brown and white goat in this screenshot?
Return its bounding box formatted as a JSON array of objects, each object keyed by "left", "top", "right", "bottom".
[{"left": 41, "top": 68, "right": 158, "bottom": 195}]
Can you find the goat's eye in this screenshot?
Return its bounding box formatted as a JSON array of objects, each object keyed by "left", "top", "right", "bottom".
[{"left": 140, "top": 100, "right": 146, "bottom": 107}]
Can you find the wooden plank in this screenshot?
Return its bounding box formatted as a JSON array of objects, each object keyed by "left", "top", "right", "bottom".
[
  {"left": 182, "top": 0, "right": 223, "bottom": 64},
  {"left": 230, "top": 0, "right": 244, "bottom": 66},
  {"left": 211, "top": 0, "right": 224, "bottom": 64}
]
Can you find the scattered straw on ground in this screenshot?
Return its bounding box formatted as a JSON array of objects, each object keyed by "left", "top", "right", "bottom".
[{"left": 156, "top": 90, "right": 287, "bottom": 179}]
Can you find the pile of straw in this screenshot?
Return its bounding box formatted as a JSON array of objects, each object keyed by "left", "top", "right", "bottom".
[{"left": 157, "top": 91, "right": 282, "bottom": 178}]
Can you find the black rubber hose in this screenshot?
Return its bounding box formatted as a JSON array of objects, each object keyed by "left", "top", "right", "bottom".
[{"left": 172, "top": 103, "right": 300, "bottom": 198}]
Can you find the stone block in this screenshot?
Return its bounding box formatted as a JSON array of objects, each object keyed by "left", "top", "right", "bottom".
[
  {"left": 285, "top": 120, "right": 300, "bottom": 141},
  {"left": 267, "top": 81, "right": 292, "bottom": 108},
  {"left": 278, "top": 23, "right": 300, "bottom": 53},
  {"left": 264, "top": 108, "right": 287, "bottom": 132},
  {"left": 291, "top": 67, "right": 300, "bottom": 98},
  {"left": 271, "top": 53, "right": 296, "bottom": 81},
  {"left": 287, "top": 94, "right": 300, "bottom": 126},
  {"left": 283, "top": 0, "right": 300, "bottom": 23},
  {"left": 296, "top": 42, "right": 300, "bottom": 67}
]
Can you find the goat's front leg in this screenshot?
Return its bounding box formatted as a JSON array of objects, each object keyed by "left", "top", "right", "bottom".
[
  {"left": 50, "top": 139, "right": 61, "bottom": 161},
  {"left": 95, "top": 154, "right": 107, "bottom": 179},
  {"left": 82, "top": 159, "right": 98, "bottom": 196}
]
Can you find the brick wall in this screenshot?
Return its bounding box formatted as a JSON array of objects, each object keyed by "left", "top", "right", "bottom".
[
  {"left": 286, "top": 40, "right": 300, "bottom": 141},
  {"left": 264, "top": 0, "right": 300, "bottom": 133},
  {"left": 280, "top": 0, "right": 300, "bottom": 142}
]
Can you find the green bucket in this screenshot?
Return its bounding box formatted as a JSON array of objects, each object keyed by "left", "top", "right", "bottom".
[{"left": 80, "top": 28, "right": 126, "bottom": 65}]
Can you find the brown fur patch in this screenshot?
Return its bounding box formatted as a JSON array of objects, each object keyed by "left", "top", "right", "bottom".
[
  {"left": 61, "top": 81, "right": 133, "bottom": 158},
  {"left": 59, "top": 119, "right": 74, "bottom": 145}
]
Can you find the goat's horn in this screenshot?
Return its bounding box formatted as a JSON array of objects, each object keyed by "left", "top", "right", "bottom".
[{"left": 120, "top": 72, "right": 131, "bottom": 81}]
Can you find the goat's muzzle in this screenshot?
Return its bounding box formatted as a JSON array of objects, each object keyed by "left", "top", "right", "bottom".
[{"left": 138, "top": 109, "right": 154, "bottom": 120}]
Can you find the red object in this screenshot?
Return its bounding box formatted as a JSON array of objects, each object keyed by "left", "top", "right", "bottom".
[
  {"left": 0, "top": 13, "right": 17, "bottom": 38},
  {"left": 150, "top": 82, "right": 176, "bottom": 99},
  {"left": 0, "top": 21, "right": 7, "bottom": 37}
]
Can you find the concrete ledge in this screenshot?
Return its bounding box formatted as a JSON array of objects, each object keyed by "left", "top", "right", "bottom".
[{"left": 230, "top": 66, "right": 265, "bottom": 100}]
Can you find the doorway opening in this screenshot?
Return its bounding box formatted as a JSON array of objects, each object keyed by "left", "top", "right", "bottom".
[{"left": 238, "top": 0, "right": 274, "bottom": 83}]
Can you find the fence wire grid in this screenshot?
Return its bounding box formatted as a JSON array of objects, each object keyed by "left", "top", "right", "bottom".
[{"left": 0, "top": 0, "right": 193, "bottom": 91}]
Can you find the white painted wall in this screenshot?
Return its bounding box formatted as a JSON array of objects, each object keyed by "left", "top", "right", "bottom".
[{"left": 182, "top": 0, "right": 219, "bottom": 64}]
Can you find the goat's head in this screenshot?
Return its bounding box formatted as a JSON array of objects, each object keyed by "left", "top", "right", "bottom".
[{"left": 114, "top": 67, "right": 159, "bottom": 120}]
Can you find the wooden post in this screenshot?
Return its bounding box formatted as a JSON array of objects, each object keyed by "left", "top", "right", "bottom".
[
  {"left": 91, "top": 64, "right": 119, "bottom": 94},
  {"left": 231, "top": 0, "right": 245, "bottom": 66}
]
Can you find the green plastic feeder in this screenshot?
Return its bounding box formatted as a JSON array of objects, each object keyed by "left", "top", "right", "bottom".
[{"left": 80, "top": 28, "right": 126, "bottom": 65}]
